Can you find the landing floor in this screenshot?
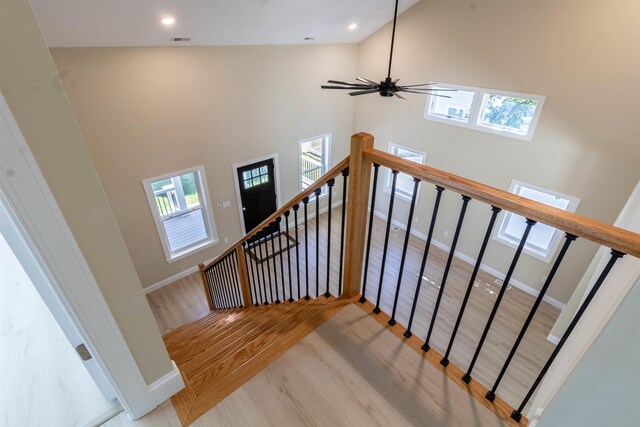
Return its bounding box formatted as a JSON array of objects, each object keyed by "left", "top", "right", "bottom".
[{"left": 103, "top": 303, "right": 509, "bottom": 426}]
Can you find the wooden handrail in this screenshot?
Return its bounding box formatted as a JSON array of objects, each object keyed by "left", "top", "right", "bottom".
[
  {"left": 364, "top": 148, "right": 640, "bottom": 258},
  {"left": 202, "top": 156, "right": 350, "bottom": 271}
]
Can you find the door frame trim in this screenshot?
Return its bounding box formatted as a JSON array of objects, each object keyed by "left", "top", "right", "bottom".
[
  {"left": 232, "top": 154, "right": 282, "bottom": 234},
  {"left": 0, "top": 94, "right": 157, "bottom": 419}
]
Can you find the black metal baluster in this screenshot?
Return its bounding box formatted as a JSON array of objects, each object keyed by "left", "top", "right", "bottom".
[
  {"left": 303, "top": 197, "right": 310, "bottom": 299},
  {"left": 231, "top": 251, "right": 243, "bottom": 306},
  {"left": 284, "top": 211, "right": 294, "bottom": 302},
  {"left": 404, "top": 186, "right": 444, "bottom": 338},
  {"left": 338, "top": 168, "right": 349, "bottom": 295},
  {"left": 422, "top": 195, "right": 471, "bottom": 351},
  {"left": 222, "top": 256, "right": 237, "bottom": 307},
  {"left": 245, "top": 242, "right": 261, "bottom": 306},
  {"left": 389, "top": 177, "right": 420, "bottom": 326},
  {"left": 314, "top": 188, "right": 321, "bottom": 298},
  {"left": 293, "top": 204, "right": 301, "bottom": 300},
  {"left": 486, "top": 233, "right": 577, "bottom": 402},
  {"left": 325, "top": 179, "right": 335, "bottom": 298},
  {"left": 242, "top": 243, "right": 255, "bottom": 305},
  {"left": 374, "top": 170, "right": 399, "bottom": 314},
  {"left": 442, "top": 206, "right": 501, "bottom": 366},
  {"left": 269, "top": 225, "right": 280, "bottom": 304},
  {"left": 210, "top": 266, "right": 223, "bottom": 308},
  {"left": 360, "top": 163, "right": 380, "bottom": 303},
  {"left": 462, "top": 218, "right": 537, "bottom": 384},
  {"left": 224, "top": 255, "right": 238, "bottom": 307},
  {"left": 205, "top": 269, "right": 218, "bottom": 308},
  {"left": 252, "top": 239, "right": 266, "bottom": 305},
  {"left": 258, "top": 232, "right": 271, "bottom": 304},
  {"left": 215, "top": 263, "right": 229, "bottom": 309},
  {"left": 276, "top": 218, "right": 287, "bottom": 302},
  {"left": 511, "top": 249, "right": 625, "bottom": 423}
]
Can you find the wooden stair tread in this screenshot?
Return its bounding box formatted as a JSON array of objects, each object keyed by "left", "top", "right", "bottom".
[
  {"left": 166, "top": 303, "right": 284, "bottom": 361},
  {"left": 178, "top": 299, "right": 311, "bottom": 374},
  {"left": 163, "top": 308, "right": 241, "bottom": 343},
  {"left": 167, "top": 296, "right": 349, "bottom": 426}
]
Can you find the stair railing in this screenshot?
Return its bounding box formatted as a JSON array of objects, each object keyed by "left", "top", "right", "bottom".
[
  {"left": 199, "top": 132, "right": 639, "bottom": 425},
  {"left": 199, "top": 156, "right": 350, "bottom": 308},
  {"left": 353, "top": 133, "right": 639, "bottom": 424}
]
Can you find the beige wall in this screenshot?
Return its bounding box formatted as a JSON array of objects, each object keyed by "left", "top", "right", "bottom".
[
  {"left": 50, "top": 45, "right": 356, "bottom": 289},
  {"left": 0, "top": 0, "right": 172, "bottom": 384},
  {"left": 354, "top": 0, "right": 640, "bottom": 303}
]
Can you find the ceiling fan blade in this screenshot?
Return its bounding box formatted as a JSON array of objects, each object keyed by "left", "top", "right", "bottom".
[
  {"left": 348, "top": 89, "right": 382, "bottom": 96},
  {"left": 399, "top": 87, "right": 458, "bottom": 92},
  {"left": 327, "top": 80, "right": 372, "bottom": 87},
  {"left": 356, "top": 77, "right": 379, "bottom": 85},
  {"left": 399, "top": 83, "right": 438, "bottom": 88},
  {"left": 321, "top": 85, "right": 365, "bottom": 90},
  {"left": 392, "top": 79, "right": 400, "bottom": 84},
  {"left": 401, "top": 89, "right": 451, "bottom": 98},
  {"left": 393, "top": 92, "right": 406, "bottom": 100}
]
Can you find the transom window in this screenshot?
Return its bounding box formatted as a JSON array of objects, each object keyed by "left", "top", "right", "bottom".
[
  {"left": 299, "top": 134, "right": 331, "bottom": 193},
  {"left": 494, "top": 180, "right": 580, "bottom": 262},
  {"left": 385, "top": 143, "right": 427, "bottom": 201},
  {"left": 242, "top": 166, "right": 269, "bottom": 189},
  {"left": 424, "top": 83, "right": 545, "bottom": 141},
  {"left": 143, "top": 166, "right": 218, "bottom": 262}
]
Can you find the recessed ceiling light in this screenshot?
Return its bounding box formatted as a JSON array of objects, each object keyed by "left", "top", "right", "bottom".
[
  {"left": 348, "top": 23, "right": 358, "bottom": 30},
  {"left": 161, "top": 17, "right": 175, "bottom": 26}
]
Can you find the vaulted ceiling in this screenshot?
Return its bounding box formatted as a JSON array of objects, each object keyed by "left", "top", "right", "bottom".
[{"left": 30, "top": 0, "right": 418, "bottom": 47}]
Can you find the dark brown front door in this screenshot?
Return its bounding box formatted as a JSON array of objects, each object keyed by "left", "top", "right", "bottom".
[{"left": 237, "top": 159, "right": 277, "bottom": 234}]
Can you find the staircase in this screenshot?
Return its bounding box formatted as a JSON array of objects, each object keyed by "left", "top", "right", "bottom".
[
  {"left": 164, "top": 296, "right": 349, "bottom": 425},
  {"left": 165, "top": 132, "right": 639, "bottom": 426}
]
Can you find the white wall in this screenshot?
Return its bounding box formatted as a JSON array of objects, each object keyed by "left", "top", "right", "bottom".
[
  {"left": 50, "top": 45, "right": 356, "bottom": 289},
  {"left": 354, "top": 0, "right": 640, "bottom": 304},
  {"left": 534, "top": 276, "right": 640, "bottom": 427}
]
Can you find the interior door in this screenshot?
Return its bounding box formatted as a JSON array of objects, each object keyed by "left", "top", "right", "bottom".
[
  {"left": 236, "top": 159, "right": 277, "bottom": 234},
  {"left": 0, "top": 196, "right": 118, "bottom": 404}
]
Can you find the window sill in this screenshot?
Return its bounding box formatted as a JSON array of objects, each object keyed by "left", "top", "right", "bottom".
[
  {"left": 492, "top": 234, "right": 554, "bottom": 263},
  {"left": 165, "top": 238, "right": 219, "bottom": 263}
]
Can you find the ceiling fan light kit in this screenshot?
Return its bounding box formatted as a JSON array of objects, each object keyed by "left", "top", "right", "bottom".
[{"left": 321, "top": 0, "right": 452, "bottom": 100}]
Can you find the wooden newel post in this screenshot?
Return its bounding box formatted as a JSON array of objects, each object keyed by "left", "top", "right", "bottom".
[
  {"left": 342, "top": 132, "right": 374, "bottom": 298},
  {"left": 199, "top": 263, "right": 215, "bottom": 311},
  {"left": 236, "top": 245, "right": 253, "bottom": 307}
]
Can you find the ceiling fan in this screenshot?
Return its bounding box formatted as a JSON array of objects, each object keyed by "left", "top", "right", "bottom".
[{"left": 321, "top": 0, "right": 453, "bottom": 100}]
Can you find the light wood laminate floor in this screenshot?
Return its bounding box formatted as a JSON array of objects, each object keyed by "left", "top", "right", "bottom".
[
  {"left": 105, "top": 303, "right": 510, "bottom": 427},
  {"left": 147, "top": 207, "right": 561, "bottom": 412}
]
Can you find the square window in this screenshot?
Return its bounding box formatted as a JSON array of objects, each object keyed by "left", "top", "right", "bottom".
[
  {"left": 143, "top": 166, "right": 218, "bottom": 262},
  {"left": 477, "top": 93, "right": 542, "bottom": 138},
  {"left": 425, "top": 83, "right": 476, "bottom": 124},
  {"left": 385, "top": 143, "right": 426, "bottom": 201},
  {"left": 494, "top": 180, "right": 580, "bottom": 262},
  {"left": 299, "top": 134, "right": 331, "bottom": 193}
]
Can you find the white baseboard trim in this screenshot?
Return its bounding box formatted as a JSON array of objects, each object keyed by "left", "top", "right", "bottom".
[
  {"left": 373, "top": 210, "right": 566, "bottom": 311},
  {"left": 148, "top": 360, "right": 185, "bottom": 406},
  {"left": 84, "top": 402, "right": 123, "bottom": 427},
  {"left": 546, "top": 334, "right": 560, "bottom": 345}
]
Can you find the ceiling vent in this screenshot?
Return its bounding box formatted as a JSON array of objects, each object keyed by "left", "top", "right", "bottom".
[{"left": 171, "top": 37, "right": 191, "bottom": 42}]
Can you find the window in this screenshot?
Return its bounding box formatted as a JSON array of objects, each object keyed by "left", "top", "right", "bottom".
[
  {"left": 299, "top": 134, "right": 331, "bottom": 193},
  {"left": 143, "top": 166, "right": 217, "bottom": 262},
  {"left": 424, "top": 83, "right": 545, "bottom": 141},
  {"left": 494, "top": 180, "right": 580, "bottom": 262},
  {"left": 425, "top": 83, "right": 476, "bottom": 124},
  {"left": 385, "top": 143, "right": 427, "bottom": 201},
  {"left": 242, "top": 165, "right": 269, "bottom": 189}
]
